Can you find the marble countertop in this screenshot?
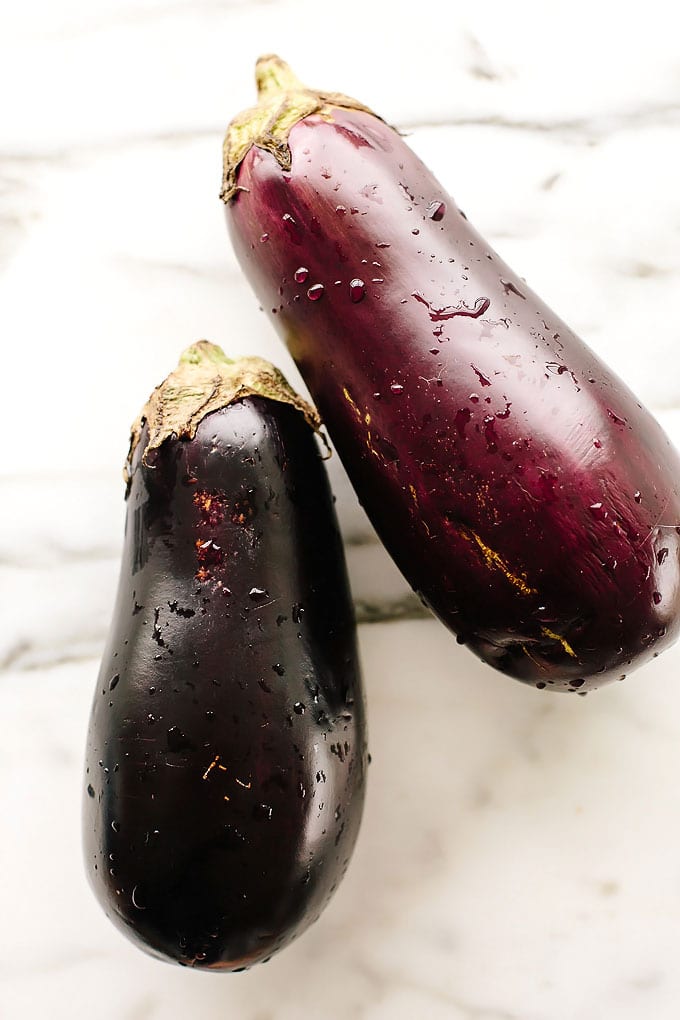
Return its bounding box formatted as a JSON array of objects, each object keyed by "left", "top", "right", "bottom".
[{"left": 3, "top": 1, "right": 680, "bottom": 1017}]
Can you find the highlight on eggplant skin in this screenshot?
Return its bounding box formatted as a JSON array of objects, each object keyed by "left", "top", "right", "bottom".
[
  {"left": 222, "top": 56, "right": 680, "bottom": 692},
  {"left": 83, "top": 342, "right": 367, "bottom": 970}
]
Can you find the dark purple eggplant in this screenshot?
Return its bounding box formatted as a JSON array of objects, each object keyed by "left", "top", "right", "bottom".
[
  {"left": 221, "top": 56, "right": 680, "bottom": 692},
  {"left": 83, "top": 341, "right": 367, "bottom": 969}
]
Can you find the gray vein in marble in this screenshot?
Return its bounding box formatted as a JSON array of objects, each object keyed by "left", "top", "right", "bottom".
[
  {"left": 0, "top": 129, "right": 219, "bottom": 165},
  {"left": 357, "top": 958, "right": 523, "bottom": 1020},
  {"left": 0, "top": 948, "right": 109, "bottom": 978},
  {"left": 464, "top": 31, "right": 504, "bottom": 83},
  {"left": 124, "top": 993, "right": 158, "bottom": 1020},
  {"left": 115, "top": 253, "right": 233, "bottom": 282},
  {"left": 0, "top": 171, "right": 42, "bottom": 267},
  {"left": 27, "top": 0, "right": 282, "bottom": 41},
  {"left": 0, "top": 547, "right": 118, "bottom": 567},
  {"left": 0, "top": 643, "right": 102, "bottom": 674},
  {"left": 401, "top": 102, "right": 680, "bottom": 138},
  {"left": 354, "top": 594, "right": 430, "bottom": 624},
  {"left": 4, "top": 99, "right": 679, "bottom": 167},
  {"left": 0, "top": 598, "right": 429, "bottom": 676}
]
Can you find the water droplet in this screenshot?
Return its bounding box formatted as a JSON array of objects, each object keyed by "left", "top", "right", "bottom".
[
  {"left": 375, "top": 241, "right": 391, "bottom": 249},
  {"left": 483, "top": 416, "right": 498, "bottom": 452},
  {"left": 537, "top": 473, "right": 559, "bottom": 503},
  {"left": 634, "top": 490, "right": 642, "bottom": 503},
  {"left": 390, "top": 383, "right": 404, "bottom": 395},
  {"left": 111, "top": 820, "right": 120, "bottom": 833},
  {"left": 196, "top": 538, "right": 223, "bottom": 569},
  {"left": 471, "top": 364, "right": 492, "bottom": 387},
  {"left": 349, "top": 278, "right": 366, "bottom": 303},
  {"left": 427, "top": 200, "right": 446, "bottom": 221},
  {"left": 131, "top": 885, "right": 146, "bottom": 910},
  {"left": 292, "top": 603, "right": 305, "bottom": 624},
  {"left": 589, "top": 502, "right": 608, "bottom": 521},
  {"left": 657, "top": 548, "right": 669, "bottom": 565},
  {"left": 412, "top": 291, "right": 490, "bottom": 321},
  {"left": 653, "top": 591, "right": 662, "bottom": 605},
  {"left": 412, "top": 228, "right": 420, "bottom": 235},
  {"left": 109, "top": 674, "right": 120, "bottom": 691},
  {"left": 249, "top": 587, "right": 268, "bottom": 600},
  {"left": 259, "top": 233, "right": 269, "bottom": 243},
  {"left": 293, "top": 702, "right": 305, "bottom": 715},
  {"left": 282, "top": 213, "right": 303, "bottom": 243},
  {"left": 469, "top": 393, "right": 480, "bottom": 404},
  {"left": 86, "top": 784, "right": 95, "bottom": 798},
  {"left": 254, "top": 803, "right": 273, "bottom": 821},
  {"left": 454, "top": 408, "right": 471, "bottom": 438},
  {"left": 377, "top": 437, "right": 399, "bottom": 462},
  {"left": 294, "top": 267, "right": 309, "bottom": 283},
  {"left": 593, "top": 438, "right": 602, "bottom": 449},
  {"left": 307, "top": 284, "right": 324, "bottom": 301},
  {"left": 272, "top": 663, "right": 285, "bottom": 676},
  {"left": 500, "top": 279, "right": 525, "bottom": 299},
  {"left": 167, "top": 725, "right": 190, "bottom": 752},
  {"left": 335, "top": 204, "right": 347, "bottom": 215}
]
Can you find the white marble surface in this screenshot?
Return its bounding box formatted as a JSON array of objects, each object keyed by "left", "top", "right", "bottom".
[{"left": 3, "top": 0, "right": 680, "bottom": 1016}]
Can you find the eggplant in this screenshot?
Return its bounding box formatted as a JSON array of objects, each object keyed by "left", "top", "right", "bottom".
[
  {"left": 83, "top": 341, "right": 367, "bottom": 969},
  {"left": 221, "top": 56, "right": 680, "bottom": 691}
]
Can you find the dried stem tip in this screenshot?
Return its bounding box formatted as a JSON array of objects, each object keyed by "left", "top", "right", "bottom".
[
  {"left": 125, "top": 340, "right": 321, "bottom": 482},
  {"left": 220, "top": 54, "right": 380, "bottom": 203}
]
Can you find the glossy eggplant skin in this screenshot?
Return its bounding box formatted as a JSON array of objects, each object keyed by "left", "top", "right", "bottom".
[
  {"left": 226, "top": 102, "right": 680, "bottom": 691},
  {"left": 83, "top": 396, "right": 366, "bottom": 969}
]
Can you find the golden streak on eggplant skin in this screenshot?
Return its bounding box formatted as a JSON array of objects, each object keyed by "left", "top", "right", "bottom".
[
  {"left": 223, "top": 57, "right": 680, "bottom": 691},
  {"left": 83, "top": 343, "right": 367, "bottom": 970}
]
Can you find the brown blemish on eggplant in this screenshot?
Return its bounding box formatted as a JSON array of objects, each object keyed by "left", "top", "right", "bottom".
[
  {"left": 460, "top": 526, "right": 537, "bottom": 596},
  {"left": 342, "top": 386, "right": 361, "bottom": 422},
  {"left": 540, "top": 626, "right": 577, "bottom": 658},
  {"left": 522, "top": 644, "right": 547, "bottom": 672}
]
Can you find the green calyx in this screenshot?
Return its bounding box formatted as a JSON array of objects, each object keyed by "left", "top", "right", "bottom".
[
  {"left": 220, "top": 54, "right": 379, "bottom": 203},
  {"left": 125, "top": 339, "right": 321, "bottom": 482}
]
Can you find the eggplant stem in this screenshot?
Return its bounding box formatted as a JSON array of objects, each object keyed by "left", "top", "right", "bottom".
[
  {"left": 255, "top": 55, "right": 305, "bottom": 99},
  {"left": 220, "top": 56, "right": 382, "bottom": 204},
  {"left": 180, "top": 341, "right": 233, "bottom": 369},
  {"left": 125, "top": 340, "right": 322, "bottom": 484}
]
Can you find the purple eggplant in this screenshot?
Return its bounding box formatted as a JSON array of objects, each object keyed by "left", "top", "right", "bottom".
[
  {"left": 222, "top": 56, "right": 680, "bottom": 692},
  {"left": 83, "top": 342, "right": 367, "bottom": 969}
]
